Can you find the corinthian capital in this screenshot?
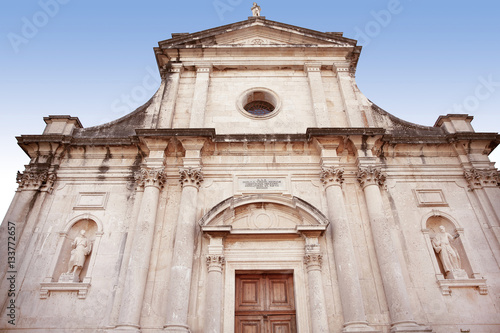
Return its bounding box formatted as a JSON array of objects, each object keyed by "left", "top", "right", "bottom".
[
  {"left": 134, "top": 167, "right": 167, "bottom": 189},
  {"left": 356, "top": 166, "right": 386, "bottom": 189},
  {"left": 16, "top": 168, "right": 54, "bottom": 191},
  {"left": 320, "top": 167, "right": 344, "bottom": 188},
  {"left": 179, "top": 167, "right": 203, "bottom": 189},
  {"left": 464, "top": 168, "right": 500, "bottom": 190},
  {"left": 206, "top": 255, "right": 225, "bottom": 273},
  {"left": 304, "top": 253, "right": 323, "bottom": 271}
]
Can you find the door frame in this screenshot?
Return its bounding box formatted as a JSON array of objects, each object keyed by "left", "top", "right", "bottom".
[{"left": 224, "top": 260, "right": 309, "bottom": 333}]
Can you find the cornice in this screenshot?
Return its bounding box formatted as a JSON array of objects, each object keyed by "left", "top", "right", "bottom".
[{"left": 15, "top": 128, "right": 500, "bottom": 156}]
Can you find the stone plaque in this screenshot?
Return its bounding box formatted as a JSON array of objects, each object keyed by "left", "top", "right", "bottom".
[
  {"left": 74, "top": 192, "right": 109, "bottom": 210},
  {"left": 237, "top": 178, "right": 287, "bottom": 192},
  {"left": 414, "top": 189, "right": 448, "bottom": 207}
]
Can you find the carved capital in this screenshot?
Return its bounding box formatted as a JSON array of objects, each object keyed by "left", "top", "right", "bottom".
[
  {"left": 304, "top": 253, "right": 323, "bottom": 270},
  {"left": 356, "top": 166, "right": 386, "bottom": 189},
  {"left": 464, "top": 168, "right": 500, "bottom": 190},
  {"left": 134, "top": 167, "right": 167, "bottom": 189},
  {"left": 179, "top": 167, "right": 203, "bottom": 189},
  {"left": 320, "top": 167, "right": 344, "bottom": 188},
  {"left": 16, "top": 167, "right": 56, "bottom": 191},
  {"left": 206, "top": 255, "right": 225, "bottom": 273}
]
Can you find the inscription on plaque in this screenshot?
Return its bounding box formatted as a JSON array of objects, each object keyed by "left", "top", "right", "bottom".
[{"left": 238, "top": 178, "right": 286, "bottom": 191}]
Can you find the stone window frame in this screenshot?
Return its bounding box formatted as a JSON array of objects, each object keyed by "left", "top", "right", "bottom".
[
  {"left": 40, "top": 213, "right": 104, "bottom": 299},
  {"left": 421, "top": 210, "right": 487, "bottom": 296},
  {"left": 236, "top": 87, "right": 282, "bottom": 120}
]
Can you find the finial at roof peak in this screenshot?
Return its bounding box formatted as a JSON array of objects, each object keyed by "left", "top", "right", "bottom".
[{"left": 251, "top": 2, "right": 261, "bottom": 17}]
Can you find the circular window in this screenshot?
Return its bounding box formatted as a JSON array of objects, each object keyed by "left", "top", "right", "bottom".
[
  {"left": 244, "top": 101, "right": 275, "bottom": 116},
  {"left": 237, "top": 88, "right": 281, "bottom": 119}
]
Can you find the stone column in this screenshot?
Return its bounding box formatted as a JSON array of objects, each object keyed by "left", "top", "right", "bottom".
[
  {"left": 304, "top": 238, "right": 330, "bottom": 333},
  {"left": 204, "top": 254, "right": 225, "bottom": 333},
  {"left": 0, "top": 167, "right": 55, "bottom": 308},
  {"left": 320, "top": 167, "right": 379, "bottom": 333},
  {"left": 189, "top": 64, "right": 212, "bottom": 128},
  {"left": 305, "top": 63, "right": 330, "bottom": 126},
  {"left": 465, "top": 168, "right": 500, "bottom": 245},
  {"left": 159, "top": 63, "right": 183, "bottom": 128},
  {"left": 164, "top": 167, "right": 204, "bottom": 332},
  {"left": 114, "top": 167, "right": 167, "bottom": 332},
  {"left": 357, "top": 166, "right": 431, "bottom": 333}
]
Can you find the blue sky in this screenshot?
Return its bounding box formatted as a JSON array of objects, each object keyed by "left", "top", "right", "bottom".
[{"left": 1, "top": 0, "right": 499, "bottom": 219}]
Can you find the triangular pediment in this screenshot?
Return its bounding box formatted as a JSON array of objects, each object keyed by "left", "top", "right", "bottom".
[{"left": 158, "top": 18, "right": 356, "bottom": 48}]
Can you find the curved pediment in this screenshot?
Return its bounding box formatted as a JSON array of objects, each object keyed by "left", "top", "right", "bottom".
[{"left": 200, "top": 195, "right": 329, "bottom": 235}]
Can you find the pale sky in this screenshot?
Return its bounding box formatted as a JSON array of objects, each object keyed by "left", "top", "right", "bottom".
[{"left": 1, "top": 0, "right": 499, "bottom": 220}]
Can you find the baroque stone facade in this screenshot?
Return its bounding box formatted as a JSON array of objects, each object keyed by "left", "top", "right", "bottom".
[{"left": 1, "top": 11, "right": 500, "bottom": 333}]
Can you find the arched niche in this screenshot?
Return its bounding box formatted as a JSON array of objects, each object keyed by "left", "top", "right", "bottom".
[
  {"left": 55, "top": 219, "right": 98, "bottom": 282},
  {"left": 425, "top": 215, "right": 472, "bottom": 279},
  {"left": 421, "top": 210, "right": 488, "bottom": 296},
  {"left": 40, "top": 214, "right": 104, "bottom": 299}
]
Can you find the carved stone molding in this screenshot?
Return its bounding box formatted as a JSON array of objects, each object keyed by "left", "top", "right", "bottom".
[
  {"left": 134, "top": 167, "right": 167, "bottom": 189},
  {"left": 356, "top": 166, "right": 386, "bottom": 189},
  {"left": 437, "top": 278, "right": 488, "bottom": 296},
  {"left": 179, "top": 167, "right": 204, "bottom": 189},
  {"left": 16, "top": 168, "right": 56, "bottom": 192},
  {"left": 206, "top": 255, "right": 225, "bottom": 273},
  {"left": 40, "top": 282, "right": 91, "bottom": 299},
  {"left": 319, "top": 167, "right": 344, "bottom": 188},
  {"left": 304, "top": 253, "right": 323, "bottom": 271},
  {"left": 464, "top": 168, "right": 500, "bottom": 190}
]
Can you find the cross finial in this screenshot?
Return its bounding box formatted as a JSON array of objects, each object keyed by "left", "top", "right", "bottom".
[{"left": 251, "top": 2, "right": 261, "bottom": 17}]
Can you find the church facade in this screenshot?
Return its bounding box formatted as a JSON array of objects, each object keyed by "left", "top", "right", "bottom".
[{"left": 1, "top": 13, "right": 500, "bottom": 333}]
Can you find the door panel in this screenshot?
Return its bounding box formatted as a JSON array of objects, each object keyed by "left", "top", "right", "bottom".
[
  {"left": 236, "top": 315, "right": 264, "bottom": 333},
  {"left": 236, "top": 273, "right": 296, "bottom": 333}
]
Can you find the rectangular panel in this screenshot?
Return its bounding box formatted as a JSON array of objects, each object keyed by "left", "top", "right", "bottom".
[
  {"left": 267, "top": 275, "right": 294, "bottom": 310},
  {"left": 73, "top": 192, "right": 109, "bottom": 210},
  {"left": 236, "top": 275, "right": 265, "bottom": 311},
  {"left": 268, "top": 315, "right": 296, "bottom": 333},
  {"left": 236, "top": 316, "right": 264, "bottom": 333}
]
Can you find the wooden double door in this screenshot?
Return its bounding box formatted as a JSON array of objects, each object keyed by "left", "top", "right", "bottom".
[{"left": 235, "top": 273, "right": 296, "bottom": 333}]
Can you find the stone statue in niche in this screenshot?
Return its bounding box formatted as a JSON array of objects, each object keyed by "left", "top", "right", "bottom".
[
  {"left": 432, "top": 225, "right": 467, "bottom": 279},
  {"left": 59, "top": 230, "right": 92, "bottom": 283},
  {"left": 251, "top": 2, "right": 261, "bottom": 16}
]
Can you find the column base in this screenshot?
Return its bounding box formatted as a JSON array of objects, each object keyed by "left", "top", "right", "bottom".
[
  {"left": 107, "top": 325, "right": 141, "bottom": 333},
  {"left": 163, "top": 324, "right": 191, "bottom": 332},
  {"left": 391, "top": 322, "right": 433, "bottom": 333},
  {"left": 343, "top": 321, "right": 381, "bottom": 333}
]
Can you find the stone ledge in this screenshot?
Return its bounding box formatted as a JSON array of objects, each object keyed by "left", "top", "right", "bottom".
[
  {"left": 437, "top": 278, "right": 488, "bottom": 296},
  {"left": 40, "top": 282, "right": 91, "bottom": 299}
]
